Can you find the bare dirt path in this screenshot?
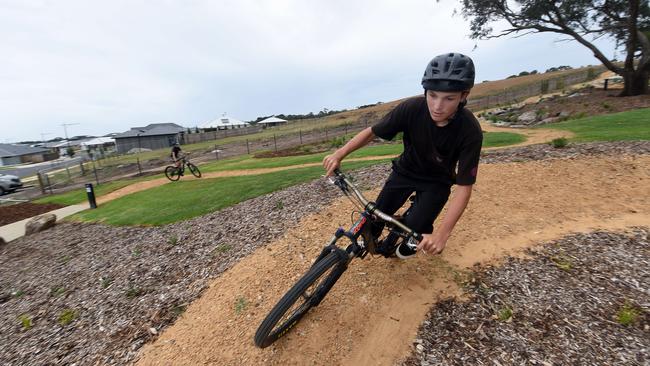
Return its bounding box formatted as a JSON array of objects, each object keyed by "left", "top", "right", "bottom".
[{"left": 134, "top": 153, "right": 650, "bottom": 366}]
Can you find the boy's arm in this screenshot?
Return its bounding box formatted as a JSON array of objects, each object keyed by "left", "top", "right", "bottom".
[
  {"left": 323, "top": 127, "right": 375, "bottom": 176},
  {"left": 417, "top": 184, "right": 473, "bottom": 255}
]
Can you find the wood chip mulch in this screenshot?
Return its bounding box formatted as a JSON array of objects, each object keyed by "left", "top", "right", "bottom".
[
  {"left": 0, "top": 202, "right": 67, "bottom": 226},
  {"left": 0, "top": 141, "right": 648, "bottom": 365},
  {"left": 402, "top": 228, "right": 650, "bottom": 366}
]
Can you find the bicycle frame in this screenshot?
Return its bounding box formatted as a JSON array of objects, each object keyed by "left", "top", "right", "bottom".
[{"left": 315, "top": 169, "right": 423, "bottom": 265}]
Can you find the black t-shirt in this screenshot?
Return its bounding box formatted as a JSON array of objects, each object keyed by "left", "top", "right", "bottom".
[
  {"left": 171, "top": 146, "right": 181, "bottom": 158},
  {"left": 371, "top": 96, "right": 483, "bottom": 187}
]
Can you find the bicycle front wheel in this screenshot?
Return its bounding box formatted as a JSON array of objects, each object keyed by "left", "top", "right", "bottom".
[
  {"left": 187, "top": 163, "right": 201, "bottom": 178},
  {"left": 164, "top": 166, "right": 181, "bottom": 181},
  {"left": 254, "top": 251, "right": 346, "bottom": 348}
]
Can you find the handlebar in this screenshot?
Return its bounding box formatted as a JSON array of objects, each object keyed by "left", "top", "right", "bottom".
[{"left": 331, "top": 169, "right": 423, "bottom": 242}]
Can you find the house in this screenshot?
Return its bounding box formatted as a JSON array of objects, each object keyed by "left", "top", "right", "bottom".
[
  {"left": 0, "top": 143, "right": 57, "bottom": 166},
  {"left": 257, "top": 116, "right": 288, "bottom": 128},
  {"left": 80, "top": 137, "right": 116, "bottom": 158},
  {"left": 202, "top": 114, "right": 249, "bottom": 130},
  {"left": 113, "top": 123, "right": 185, "bottom": 154},
  {"left": 49, "top": 139, "right": 88, "bottom": 156}
]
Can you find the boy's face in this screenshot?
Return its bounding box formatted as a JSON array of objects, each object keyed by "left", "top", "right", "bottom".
[{"left": 425, "top": 90, "right": 469, "bottom": 123}]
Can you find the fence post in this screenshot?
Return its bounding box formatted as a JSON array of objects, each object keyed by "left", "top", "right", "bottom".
[
  {"left": 37, "top": 172, "right": 46, "bottom": 194},
  {"left": 273, "top": 134, "right": 277, "bottom": 152},
  {"left": 92, "top": 160, "right": 99, "bottom": 185},
  {"left": 137, "top": 157, "right": 142, "bottom": 176},
  {"left": 246, "top": 139, "right": 250, "bottom": 154},
  {"left": 215, "top": 144, "right": 219, "bottom": 159},
  {"left": 299, "top": 130, "right": 303, "bottom": 145},
  {"left": 44, "top": 174, "right": 53, "bottom": 194},
  {"left": 79, "top": 161, "right": 86, "bottom": 176}
]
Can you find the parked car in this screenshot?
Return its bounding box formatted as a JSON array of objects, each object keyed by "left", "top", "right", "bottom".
[{"left": 0, "top": 173, "right": 23, "bottom": 195}]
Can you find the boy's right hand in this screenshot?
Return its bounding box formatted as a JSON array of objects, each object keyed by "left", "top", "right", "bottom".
[{"left": 323, "top": 153, "right": 342, "bottom": 177}]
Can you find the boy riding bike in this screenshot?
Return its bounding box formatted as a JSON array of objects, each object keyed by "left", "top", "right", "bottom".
[
  {"left": 170, "top": 142, "right": 184, "bottom": 175},
  {"left": 323, "top": 52, "right": 482, "bottom": 259}
]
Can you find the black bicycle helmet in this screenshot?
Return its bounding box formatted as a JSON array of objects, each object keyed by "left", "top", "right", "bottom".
[{"left": 422, "top": 53, "right": 475, "bottom": 92}]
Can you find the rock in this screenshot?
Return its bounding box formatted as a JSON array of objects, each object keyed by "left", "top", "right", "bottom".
[
  {"left": 24, "top": 214, "right": 57, "bottom": 236},
  {"left": 517, "top": 111, "right": 538, "bottom": 123},
  {"left": 0, "top": 237, "right": 5, "bottom": 247},
  {"left": 540, "top": 117, "right": 560, "bottom": 124},
  {"left": 558, "top": 111, "right": 571, "bottom": 118}
]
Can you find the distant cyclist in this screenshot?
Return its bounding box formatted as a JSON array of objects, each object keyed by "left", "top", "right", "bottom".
[
  {"left": 170, "top": 142, "right": 184, "bottom": 175},
  {"left": 323, "top": 52, "right": 483, "bottom": 259}
]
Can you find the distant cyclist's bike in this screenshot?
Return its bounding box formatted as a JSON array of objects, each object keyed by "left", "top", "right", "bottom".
[
  {"left": 254, "top": 168, "right": 422, "bottom": 348},
  {"left": 164, "top": 155, "right": 201, "bottom": 181}
]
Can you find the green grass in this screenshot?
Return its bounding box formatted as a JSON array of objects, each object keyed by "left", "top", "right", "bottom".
[
  {"left": 34, "top": 176, "right": 154, "bottom": 206},
  {"left": 540, "top": 108, "right": 650, "bottom": 142},
  {"left": 483, "top": 131, "right": 527, "bottom": 147},
  {"left": 68, "top": 159, "right": 390, "bottom": 226},
  {"left": 38, "top": 130, "right": 525, "bottom": 207}
]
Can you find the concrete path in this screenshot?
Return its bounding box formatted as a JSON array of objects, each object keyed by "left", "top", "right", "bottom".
[{"left": 0, "top": 204, "right": 88, "bottom": 243}]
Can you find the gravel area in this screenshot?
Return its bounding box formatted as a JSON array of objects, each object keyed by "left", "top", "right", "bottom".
[
  {"left": 480, "top": 140, "right": 650, "bottom": 163},
  {"left": 402, "top": 228, "right": 650, "bottom": 366},
  {"left": 0, "top": 140, "right": 648, "bottom": 365}
]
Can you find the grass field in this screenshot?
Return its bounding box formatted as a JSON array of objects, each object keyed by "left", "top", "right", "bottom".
[
  {"left": 68, "top": 159, "right": 391, "bottom": 226},
  {"left": 59, "top": 105, "right": 650, "bottom": 226},
  {"left": 540, "top": 107, "right": 650, "bottom": 142},
  {"left": 35, "top": 175, "right": 154, "bottom": 206},
  {"left": 38, "top": 131, "right": 525, "bottom": 206}
]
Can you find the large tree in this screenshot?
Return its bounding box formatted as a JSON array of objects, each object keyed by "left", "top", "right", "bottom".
[{"left": 461, "top": 0, "right": 650, "bottom": 95}]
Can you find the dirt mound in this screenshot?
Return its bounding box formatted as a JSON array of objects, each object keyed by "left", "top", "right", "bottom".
[
  {"left": 2, "top": 142, "right": 649, "bottom": 366},
  {"left": 134, "top": 150, "right": 650, "bottom": 365},
  {"left": 0, "top": 202, "right": 66, "bottom": 226}
]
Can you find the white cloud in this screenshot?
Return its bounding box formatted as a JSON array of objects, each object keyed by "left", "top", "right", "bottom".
[{"left": 0, "top": 0, "right": 617, "bottom": 142}]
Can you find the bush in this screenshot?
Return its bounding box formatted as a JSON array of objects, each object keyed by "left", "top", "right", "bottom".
[{"left": 550, "top": 138, "right": 568, "bottom": 148}]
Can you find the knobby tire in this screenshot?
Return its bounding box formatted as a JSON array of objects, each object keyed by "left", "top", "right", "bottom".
[
  {"left": 187, "top": 163, "right": 202, "bottom": 178},
  {"left": 164, "top": 166, "right": 181, "bottom": 181},
  {"left": 254, "top": 251, "right": 346, "bottom": 348}
]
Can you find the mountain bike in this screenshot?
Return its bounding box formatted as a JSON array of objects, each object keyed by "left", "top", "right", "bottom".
[
  {"left": 254, "top": 168, "right": 422, "bottom": 348},
  {"left": 164, "top": 155, "right": 201, "bottom": 181}
]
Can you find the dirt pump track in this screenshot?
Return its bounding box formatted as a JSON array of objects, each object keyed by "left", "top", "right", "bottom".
[{"left": 132, "top": 150, "right": 650, "bottom": 365}]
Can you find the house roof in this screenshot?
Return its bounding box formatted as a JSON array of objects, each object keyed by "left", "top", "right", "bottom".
[
  {"left": 114, "top": 123, "right": 185, "bottom": 138},
  {"left": 202, "top": 115, "right": 249, "bottom": 128},
  {"left": 0, "top": 143, "right": 50, "bottom": 158},
  {"left": 258, "top": 116, "right": 288, "bottom": 124},
  {"left": 80, "top": 137, "right": 115, "bottom": 146}
]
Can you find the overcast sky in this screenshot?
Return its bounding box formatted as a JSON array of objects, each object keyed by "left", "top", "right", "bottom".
[{"left": 1, "top": 0, "right": 617, "bottom": 143}]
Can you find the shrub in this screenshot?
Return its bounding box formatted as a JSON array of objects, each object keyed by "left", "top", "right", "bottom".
[
  {"left": 19, "top": 314, "right": 32, "bottom": 330},
  {"left": 58, "top": 309, "right": 77, "bottom": 326},
  {"left": 550, "top": 138, "right": 568, "bottom": 148},
  {"left": 616, "top": 302, "right": 640, "bottom": 326}
]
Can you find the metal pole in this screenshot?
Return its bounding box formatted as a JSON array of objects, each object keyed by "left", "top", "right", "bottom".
[{"left": 137, "top": 157, "right": 142, "bottom": 176}]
